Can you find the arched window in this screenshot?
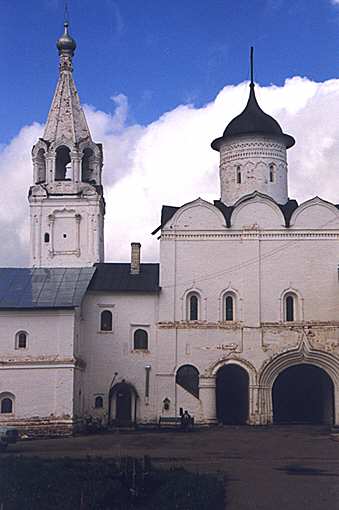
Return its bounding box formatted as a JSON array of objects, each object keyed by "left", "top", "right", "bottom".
[
  {"left": 133, "top": 329, "right": 148, "bottom": 350},
  {"left": 36, "top": 148, "right": 46, "bottom": 183},
  {"left": 236, "top": 166, "right": 242, "bottom": 184},
  {"left": 285, "top": 295, "right": 295, "bottom": 322},
  {"left": 81, "top": 148, "right": 95, "bottom": 183},
  {"left": 269, "top": 164, "right": 274, "bottom": 183},
  {"left": 187, "top": 293, "right": 199, "bottom": 321},
  {"left": 95, "top": 396, "right": 103, "bottom": 409},
  {"left": 55, "top": 145, "right": 71, "bottom": 181},
  {"left": 15, "top": 331, "right": 28, "bottom": 349},
  {"left": 1, "top": 397, "right": 13, "bottom": 414},
  {"left": 225, "top": 295, "right": 234, "bottom": 321},
  {"left": 100, "top": 310, "right": 112, "bottom": 331},
  {"left": 44, "top": 233, "right": 50, "bottom": 243},
  {"left": 176, "top": 365, "right": 199, "bottom": 398}
]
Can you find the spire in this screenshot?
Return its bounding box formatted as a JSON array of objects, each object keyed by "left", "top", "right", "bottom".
[
  {"left": 250, "top": 46, "right": 254, "bottom": 87},
  {"left": 43, "top": 22, "right": 92, "bottom": 144}
]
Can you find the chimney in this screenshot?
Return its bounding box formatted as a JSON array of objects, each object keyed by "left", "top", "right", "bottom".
[{"left": 130, "top": 242, "right": 141, "bottom": 275}]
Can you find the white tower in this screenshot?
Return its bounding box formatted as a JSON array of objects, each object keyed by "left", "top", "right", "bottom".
[
  {"left": 212, "top": 50, "right": 295, "bottom": 206},
  {"left": 29, "top": 22, "right": 105, "bottom": 267}
]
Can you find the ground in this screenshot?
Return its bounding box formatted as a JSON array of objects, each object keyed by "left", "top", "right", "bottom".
[{"left": 3, "top": 425, "right": 339, "bottom": 509}]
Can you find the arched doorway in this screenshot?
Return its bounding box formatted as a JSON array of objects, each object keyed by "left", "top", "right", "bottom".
[
  {"left": 109, "top": 382, "right": 138, "bottom": 426},
  {"left": 273, "top": 364, "right": 334, "bottom": 424},
  {"left": 216, "top": 364, "right": 249, "bottom": 424}
]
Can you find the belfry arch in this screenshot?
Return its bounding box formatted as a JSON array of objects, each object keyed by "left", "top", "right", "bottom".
[{"left": 258, "top": 340, "right": 339, "bottom": 426}]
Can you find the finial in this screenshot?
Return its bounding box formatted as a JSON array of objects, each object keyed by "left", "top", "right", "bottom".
[
  {"left": 250, "top": 46, "right": 254, "bottom": 88},
  {"left": 64, "top": 0, "right": 69, "bottom": 24}
]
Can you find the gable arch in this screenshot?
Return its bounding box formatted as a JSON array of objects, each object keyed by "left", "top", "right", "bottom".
[
  {"left": 231, "top": 195, "right": 286, "bottom": 230},
  {"left": 290, "top": 197, "right": 339, "bottom": 229},
  {"left": 165, "top": 198, "right": 227, "bottom": 231},
  {"left": 208, "top": 356, "right": 257, "bottom": 386}
]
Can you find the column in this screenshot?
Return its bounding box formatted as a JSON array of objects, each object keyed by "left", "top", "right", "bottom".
[{"left": 199, "top": 376, "right": 217, "bottom": 424}]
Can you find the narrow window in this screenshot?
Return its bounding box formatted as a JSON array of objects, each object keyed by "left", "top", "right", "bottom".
[
  {"left": 285, "top": 295, "right": 294, "bottom": 322},
  {"left": 95, "top": 396, "right": 103, "bottom": 409},
  {"left": 176, "top": 365, "right": 199, "bottom": 398},
  {"left": 189, "top": 294, "right": 199, "bottom": 320},
  {"left": 18, "top": 332, "right": 27, "bottom": 349},
  {"left": 134, "top": 329, "right": 148, "bottom": 350},
  {"left": 36, "top": 148, "right": 46, "bottom": 183},
  {"left": 1, "top": 398, "right": 13, "bottom": 414},
  {"left": 225, "top": 295, "right": 234, "bottom": 321},
  {"left": 269, "top": 164, "right": 274, "bottom": 183},
  {"left": 44, "top": 233, "right": 50, "bottom": 243},
  {"left": 100, "top": 310, "right": 112, "bottom": 331},
  {"left": 236, "top": 166, "right": 241, "bottom": 184}
]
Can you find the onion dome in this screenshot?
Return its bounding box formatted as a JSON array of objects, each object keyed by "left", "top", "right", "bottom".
[
  {"left": 56, "top": 22, "right": 76, "bottom": 56},
  {"left": 211, "top": 82, "right": 295, "bottom": 151}
]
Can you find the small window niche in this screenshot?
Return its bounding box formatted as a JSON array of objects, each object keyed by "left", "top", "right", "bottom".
[
  {"left": 100, "top": 310, "right": 113, "bottom": 332},
  {"left": 0, "top": 394, "right": 14, "bottom": 414},
  {"left": 269, "top": 164, "right": 275, "bottom": 183},
  {"left": 284, "top": 294, "right": 295, "bottom": 322},
  {"left": 236, "top": 166, "right": 242, "bottom": 184},
  {"left": 133, "top": 329, "right": 148, "bottom": 350},
  {"left": 15, "top": 331, "right": 28, "bottom": 349},
  {"left": 94, "top": 396, "right": 103, "bottom": 409},
  {"left": 44, "top": 232, "right": 50, "bottom": 243}
]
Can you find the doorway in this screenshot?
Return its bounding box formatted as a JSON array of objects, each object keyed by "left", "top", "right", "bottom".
[
  {"left": 216, "top": 364, "right": 249, "bottom": 424},
  {"left": 272, "top": 364, "right": 334, "bottom": 424}
]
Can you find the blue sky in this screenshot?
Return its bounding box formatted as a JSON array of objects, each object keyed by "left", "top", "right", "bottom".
[{"left": 1, "top": 0, "right": 339, "bottom": 144}]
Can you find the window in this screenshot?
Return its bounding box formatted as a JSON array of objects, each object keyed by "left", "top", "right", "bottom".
[
  {"left": 285, "top": 295, "right": 294, "bottom": 322},
  {"left": 1, "top": 397, "right": 13, "bottom": 414},
  {"left": 236, "top": 166, "right": 242, "bottom": 184},
  {"left": 134, "top": 329, "right": 148, "bottom": 350},
  {"left": 95, "top": 396, "right": 103, "bottom": 409},
  {"left": 269, "top": 164, "right": 274, "bottom": 183},
  {"left": 100, "top": 310, "right": 112, "bottom": 331},
  {"left": 15, "top": 331, "right": 28, "bottom": 349},
  {"left": 225, "top": 295, "right": 234, "bottom": 321},
  {"left": 176, "top": 365, "right": 199, "bottom": 398},
  {"left": 44, "top": 233, "right": 50, "bottom": 243},
  {"left": 81, "top": 148, "right": 95, "bottom": 183},
  {"left": 36, "top": 148, "right": 46, "bottom": 183},
  {"left": 187, "top": 293, "right": 199, "bottom": 321}
]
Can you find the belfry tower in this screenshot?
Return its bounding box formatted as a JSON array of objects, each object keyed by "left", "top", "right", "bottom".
[{"left": 29, "top": 22, "right": 105, "bottom": 267}]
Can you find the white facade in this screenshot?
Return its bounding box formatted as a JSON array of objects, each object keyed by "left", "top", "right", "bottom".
[{"left": 1, "top": 24, "right": 339, "bottom": 436}]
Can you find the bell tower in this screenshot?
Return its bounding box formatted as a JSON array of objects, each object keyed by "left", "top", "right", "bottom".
[{"left": 29, "top": 22, "right": 105, "bottom": 267}]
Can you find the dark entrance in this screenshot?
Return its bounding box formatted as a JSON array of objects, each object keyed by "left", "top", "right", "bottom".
[
  {"left": 273, "top": 364, "right": 334, "bottom": 424},
  {"left": 109, "top": 382, "right": 134, "bottom": 426},
  {"left": 216, "top": 364, "right": 249, "bottom": 424}
]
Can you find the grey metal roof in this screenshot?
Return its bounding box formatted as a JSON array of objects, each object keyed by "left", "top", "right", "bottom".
[
  {"left": 89, "top": 263, "right": 160, "bottom": 293},
  {"left": 0, "top": 267, "right": 95, "bottom": 309}
]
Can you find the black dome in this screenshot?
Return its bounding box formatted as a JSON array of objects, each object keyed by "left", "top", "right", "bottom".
[{"left": 211, "top": 84, "right": 295, "bottom": 151}]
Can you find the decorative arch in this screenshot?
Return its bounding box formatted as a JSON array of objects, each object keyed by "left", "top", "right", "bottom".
[
  {"left": 165, "top": 198, "right": 227, "bottom": 231},
  {"left": 182, "top": 287, "right": 203, "bottom": 321},
  {"left": 289, "top": 197, "right": 339, "bottom": 229},
  {"left": 209, "top": 356, "right": 257, "bottom": 386},
  {"left": 258, "top": 337, "right": 339, "bottom": 424},
  {"left": 231, "top": 193, "right": 286, "bottom": 230}
]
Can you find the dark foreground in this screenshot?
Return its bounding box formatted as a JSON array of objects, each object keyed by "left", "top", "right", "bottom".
[{"left": 2, "top": 425, "right": 339, "bottom": 509}]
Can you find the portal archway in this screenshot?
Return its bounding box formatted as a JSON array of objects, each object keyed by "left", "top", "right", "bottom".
[
  {"left": 216, "top": 364, "right": 249, "bottom": 424},
  {"left": 273, "top": 364, "right": 334, "bottom": 424},
  {"left": 109, "top": 382, "right": 138, "bottom": 426}
]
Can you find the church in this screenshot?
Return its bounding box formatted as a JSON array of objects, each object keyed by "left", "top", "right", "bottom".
[{"left": 0, "top": 23, "right": 339, "bottom": 436}]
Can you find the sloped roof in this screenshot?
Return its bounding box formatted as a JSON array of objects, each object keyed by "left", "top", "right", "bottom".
[
  {"left": 0, "top": 267, "right": 95, "bottom": 309},
  {"left": 88, "top": 263, "right": 160, "bottom": 293}
]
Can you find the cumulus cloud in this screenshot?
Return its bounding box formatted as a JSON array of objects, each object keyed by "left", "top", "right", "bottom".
[{"left": 2, "top": 77, "right": 339, "bottom": 266}]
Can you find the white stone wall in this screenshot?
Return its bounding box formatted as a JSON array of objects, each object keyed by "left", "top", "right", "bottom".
[
  {"left": 0, "top": 309, "right": 80, "bottom": 433},
  {"left": 80, "top": 292, "right": 159, "bottom": 424}
]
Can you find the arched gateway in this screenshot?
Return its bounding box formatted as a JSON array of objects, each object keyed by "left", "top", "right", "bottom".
[
  {"left": 216, "top": 364, "right": 249, "bottom": 424},
  {"left": 273, "top": 364, "right": 334, "bottom": 424},
  {"left": 109, "top": 382, "right": 138, "bottom": 426},
  {"left": 258, "top": 340, "right": 339, "bottom": 426}
]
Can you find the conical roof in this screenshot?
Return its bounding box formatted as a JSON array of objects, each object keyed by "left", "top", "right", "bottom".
[{"left": 211, "top": 83, "right": 295, "bottom": 151}]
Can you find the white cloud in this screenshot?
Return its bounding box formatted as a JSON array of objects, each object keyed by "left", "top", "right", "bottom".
[
  {"left": 331, "top": 0, "right": 339, "bottom": 5},
  {"left": 2, "top": 77, "right": 339, "bottom": 266}
]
